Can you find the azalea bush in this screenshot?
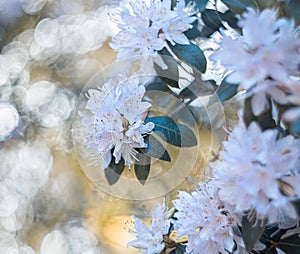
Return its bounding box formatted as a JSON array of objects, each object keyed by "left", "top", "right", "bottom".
[
  {"left": 100, "top": 0, "right": 300, "bottom": 253},
  {"left": 0, "top": 0, "right": 300, "bottom": 253}
]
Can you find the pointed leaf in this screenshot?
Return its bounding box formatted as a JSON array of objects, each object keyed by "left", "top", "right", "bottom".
[
  {"left": 145, "top": 116, "right": 197, "bottom": 147},
  {"left": 169, "top": 42, "right": 207, "bottom": 73},
  {"left": 221, "top": 0, "right": 258, "bottom": 13},
  {"left": 241, "top": 215, "right": 266, "bottom": 252},
  {"left": 219, "top": 10, "right": 240, "bottom": 30},
  {"left": 146, "top": 116, "right": 181, "bottom": 147},
  {"left": 178, "top": 123, "right": 197, "bottom": 147},
  {"left": 156, "top": 48, "right": 179, "bottom": 88},
  {"left": 134, "top": 153, "right": 151, "bottom": 185},
  {"left": 290, "top": 117, "right": 300, "bottom": 135},
  {"left": 184, "top": 19, "right": 201, "bottom": 40},
  {"left": 145, "top": 76, "right": 171, "bottom": 92},
  {"left": 105, "top": 157, "right": 125, "bottom": 185},
  {"left": 216, "top": 79, "right": 238, "bottom": 102},
  {"left": 185, "top": 0, "right": 208, "bottom": 12},
  {"left": 179, "top": 79, "right": 217, "bottom": 101},
  {"left": 141, "top": 135, "right": 171, "bottom": 162},
  {"left": 278, "top": 234, "right": 300, "bottom": 254},
  {"left": 202, "top": 9, "right": 223, "bottom": 32},
  {"left": 285, "top": 0, "right": 300, "bottom": 19}
]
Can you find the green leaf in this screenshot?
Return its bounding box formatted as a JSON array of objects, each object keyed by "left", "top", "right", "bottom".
[
  {"left": 178, "top": 123, "right": 197, "bottom": 147},
  {"left": 186, "top": 0, "right": 208, "bottom": 12},
  {"left": 105, "top": 157, "right": 125, "bottom": 185},
  {"left": 216, "top": 79, "right": 238, "bottom": 102},
  {"left": 169, "top": 244, "right": 186, "bottom": 254},
  {"left": 221, "top": 0, "right": 258, "bottom": 13},
  {"left": 290, "top": 117, "right": 300, "bottom": 135},
  {"left": 169, "top": 42, "right": 207, "bottom": 73},
  {"left": 179, "top": 79, "right": 217, "bottom": 101},
  {"left": 202, "top": 9, "right": 223, "bottom": 33},
  {"left": 145, "top": 76, "right": 171, "bottom": 92},
  {"left": 141, "top": 135, "right": 171, "bottom": 162},
  {"left": 200, "top": 26, "right": 217, "bottom": 37},
  {"left": 219, "top": 10, "right": 240, "bottom": 30},
  {"left": 241, "top": 215, "right": 266, "bottom": 252},
  {"left": 243, "top": 97, "right": 276, "bottom": 130},
  {"left": 145, "top": 116, "right": 197, "bottom": 147},
  {"left": 285, "top": 0, "right": 300, "bottom": 19},
  {"left": 146, "top": 116, "right": 181, "bottom": 147},
  {"left": 134, "top": 153, "right": 151, "bottom": 185},
  {"left": 155, "top": 48, "right": 179, "bottom": 88},
  {"left": 184, "top": 19, "right": 201, "bottom": 40},
  {"left": 278, "top": 234, "right": 300, "bottom": 254}
]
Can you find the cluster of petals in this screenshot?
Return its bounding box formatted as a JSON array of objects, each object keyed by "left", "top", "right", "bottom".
[
  {"left": 173, "top": 181, "right": 246, "bottom": 254},
  {"left": 213, "top": 121, "right": 300, "bottom": 224},
  {"left": 127, "top": 202, "right": 171, "bottom": 254},
  {"left": 110, "top": 0, "right": 197, "bottom": 72},
  {"left": 80, "top": 75, "right": 154, "bottom": 168},
  {"left": 213, "top": 8, "right": 300, "bottom": 115}
]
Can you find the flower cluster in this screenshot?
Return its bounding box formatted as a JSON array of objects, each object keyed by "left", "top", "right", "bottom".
[
  {"left": 110, "top": 0, "right": 197, "bottom": 72},
  {"left": 213, "top": 121, "right": 300, "bottom": 224},
  {"left": 80, "top": 75, "right": 154, "bottom": 168},
  {"left": 213, "top": 8, "right": 300, "bottom": 115},
  {"left": 173, "top": 181, "right": 246, "bottom": 254},
  {"left": 127, "top": 202, "right": 171, "bottom": 253}
]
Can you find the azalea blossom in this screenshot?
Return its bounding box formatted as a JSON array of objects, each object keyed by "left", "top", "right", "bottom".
[
  {"left": 110, "top": 0, "right": 197, "bottom": 72},
  {"left": 80, "top": 74, "right": 154, "bottom": 168},
  {"left": 213, "top": 120, "right": 300, "bottom": 224},
  {"left": 172, "top": 181, "right": 246, "bottom": 254},
  {"left": 213, "top": 8, "right": 300, "bottom": 115},
  {"left": 127, "top": 202, "right": 171, "bottom": 254}
]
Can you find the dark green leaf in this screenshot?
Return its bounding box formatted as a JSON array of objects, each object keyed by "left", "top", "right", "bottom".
[
  {"left": 169, "top": 42, "right": 207, "bottom": 73},
  {"left": 285, "top": 0, "right": 300, "bottom": 19},
  {"left": 156, "top": 48, "right": 179, "bottom": 88},
  {"left": 241, "top": 215, "right": 266, "bottom": 252},
  {"left": 216, "top": 79, "right": 238, "bottom": 102},
  {"left": 184, "top": 19, "right": 201, "bottom": 40},
  {"left": 146, "top": 116, "right": 181, "bottom": 147},
  {"left": 169, "top": 244, "right": 186, "bottom": 254},
  {"left": 185, "top": 0, "right": 208, "bottom": 12},
  {"left": 290, "top": 117, "right": 300, "bottom": 135},
  {"left": 134, "top": 153, "right": 151, "bottom": 185},
  {"left": 221, "top": 0, "right": 258, "bottom": 13},
  {"left": 178, "top": 123, "right": 197, "bottom": 147},
  {"left": 146, "top": 116, "right": 197, "bottom": 147},
  {"left": 145, "top": 76, "right": 171, "bottom": 92},
  {"left": 278, "top": 234, "right": 300, "bottom": 254},
  {"left": 179, "top": 79, "right": 217, "bottom": 101},
  {"left": 200, "top": 25, "right": 217, "bottom": 37},
  {"left": 105, "top": 157, "right": 125, "bottom": 185},
  {"left": 141, "top": 135, "right": 171, "bottom": 162},
  {"left": 243, "top": 97, "right": 276, "bottom": 130},
  {"left": 202, "top": 9, "right": 223, "bottom": 33},
  {"left": 219, "top": 10, "right": 240, "bottom": 30}
]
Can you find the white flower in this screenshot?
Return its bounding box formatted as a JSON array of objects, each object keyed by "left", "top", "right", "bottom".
[
  {"left": 213, "top": 120, "right": 300, "bottom": 224},
  {"left": 213, "top": 8, "right": 300, "bottom": 115},
  {"left": 110, "top": 0, "right": 197, "bottom": 71},
  {"left": 173, "top": 181, "right": 246, "bottom": 254},
  {"left": 80, "top": 74, "right": 154, "bottom": 168},
  {"left": 127, "top": 202, "right": 170, "bottom": 254}
]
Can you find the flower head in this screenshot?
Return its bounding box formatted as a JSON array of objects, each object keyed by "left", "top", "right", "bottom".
[
  {"left": 213, "top": 120, "right": 300, "bottom": 224},
  {"left": 127, "top": 202, "right": 171, "bottom": 254},
  {"left": 110, "top": 0, "right": 197, "bottom": 71},
  {"left": 213, "top": 8, "right": 300, "bottom": 115},
  {"left": 80, "top": 74, "right": 154, "bottom": 168},
  {"left": 172, "top": 181, "right": 246, "bottom": 254}
]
